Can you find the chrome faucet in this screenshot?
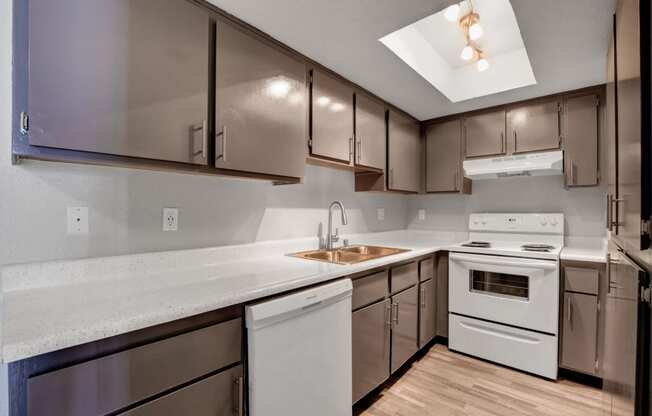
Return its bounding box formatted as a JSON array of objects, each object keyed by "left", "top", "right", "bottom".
[{"left": 327, "top": 201, "right": 348, "bottom": 250}]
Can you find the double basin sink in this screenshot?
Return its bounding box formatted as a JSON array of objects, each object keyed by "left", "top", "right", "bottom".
[{"left": 291, "top": 245, "right": 410, "bottom": 265}]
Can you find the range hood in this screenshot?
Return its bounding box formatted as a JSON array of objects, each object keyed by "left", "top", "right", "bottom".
[{"left": 463, "top": 150, "right": 563, "bottom": 179}]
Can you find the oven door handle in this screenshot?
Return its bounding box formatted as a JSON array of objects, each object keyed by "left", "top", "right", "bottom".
[{"left": 450, "top": 253, "right": 558, "bottom": 270}]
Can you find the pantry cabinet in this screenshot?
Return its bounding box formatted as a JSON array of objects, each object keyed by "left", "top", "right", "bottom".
[
  {"left": 25, "top": 0, "right": 212, "bottom": 165},
  {"left": 563, "top": 94, "right": 600, "bottom": 187},
  {"left": 388, "top": 111, "right": 421, "bottom": 193},
  {"left": 355, "top": 93, "right": 386, "bottom": 171},
  {"left": 310, "top": 68, "right": 355, "bottom": 164},
  {"left": 507, "top": 100, "right": 561, "bottom": 154},
  {"left": 425, "top": 120, "right": 463, "bottom": 193},
  {"left": 215, "top": 20, "right": 307, "bottom": 179},
  {"left": 464, "top": 110, "right": 506, "bottom": 158}
]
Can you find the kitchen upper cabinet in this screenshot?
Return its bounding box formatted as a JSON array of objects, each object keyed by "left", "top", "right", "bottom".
[
  {"left": 355, "top": 93, "right": 386, "bottom": 171},
  {"left": 606, "top": 25, "right": 619, "bottom": 233},
  {"left": 26, "top": 0, "right": 211, "bottom": 165},
  {"left": 418, "top": 278, "right": 436, "bottom": 348},
  {"left": 352, "top": 299, "right": 391, "bottom": 404},
  {"left": 310, "top": 68, "right": 355, "bottom": 164},
  {"left": 563, "top": 94, "right": 600, "bottom": 187},
  {"left": 507, "top": 100, "right": 561, "bottom": 154},
  {"left": 215, "top": 21, "right": 307, "bottom": 179},
  {"left": 426, "top": 120, "right": 463, "bottom": 193},
  {"left": 464, "top": 110, "right": 506, "bottom": 158},
  {"left": 388, "top": 111, "right": 421, "bottom": 193},
  {"left": 390, "top": 285, "right": 419, "bottom": 373}
]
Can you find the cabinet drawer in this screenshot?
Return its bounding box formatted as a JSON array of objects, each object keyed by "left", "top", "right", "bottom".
[
  {"left": 565, "top": 266, "right": 599, "bottom": 295},
  {"left": 119, "top": 365, "right": 243, "bottom": 416},
  {"left": 419, "top": 257, "right": 434, "bottom": 282},
  {"left": 352, "top": 271, "right": 388, "bottom": 310},
  {"left": 391, "top": 262, "right": 418, "bottom": 294},
  {"left": 27, "top": 318, "right": 242, "bottom": 416}
]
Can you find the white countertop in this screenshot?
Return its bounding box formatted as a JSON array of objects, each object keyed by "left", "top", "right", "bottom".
[
  {"left": 0, "top": 230, "right": 464, "bottom": 363},
  {"left": 560, "top": 237, "right": 608, "bottom": 263}
]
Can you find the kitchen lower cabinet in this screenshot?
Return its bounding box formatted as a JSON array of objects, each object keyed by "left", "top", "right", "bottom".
[
  {"left": 419, "top": 278, "right": 436, "bottom": 348},
  {"left": 310, "top": 68, "right": 355, "bottom": 164},
  {"left": 436, "top": 253, "right": 449, "bottom": 338},
  {"left": 355, "top": 92, "right": 386, "bottom": 170},
  {"left": 426, "top": 120, "right": 464, "bottom": 193},
  {"left": 507, "top": 100, "right": 561, "bottom": 154},
  {"left": 388, "top": 111, "right": 421, "bottom": 193},
  {"left": 561, "top": 292, "right": 599, "bottom": 375},
  {"left": 390, "top": 285, "right": 419, "bottom": 373},
  {"left": 352, "top": 299, "right": 391, "bottom": 404},
  {"left": 464, "top": 110, "right": 506, "bottom": 158},
  {"left": 215, "top": 20, "right": 307, "bottom": 179},
  {"left": 563, "top": 94, "right": 600, "bottom": 187},
  {"left": 25, "top": 0, "right": 211, "bottom": 165}
]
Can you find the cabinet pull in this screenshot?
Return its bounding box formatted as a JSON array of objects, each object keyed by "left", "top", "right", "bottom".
[
  {"left": 420, "top": 287, "right": 426, "bottom": 308},
  {"left": 453, "top": 172, "right": 458, "bottom": 191},
  {"left": 570, "top": 161, "right": 577, "bottom": 185},
  {"left": 500, "top": 131, "right": 505, "bottom": 153},
  {"left": 607, "top": 194, "right": 613, "bottom": 230},
  {"left": 567, "top": 295, "right": 573, "bottom": 328},
  {"left": 513, "top": 130, "right": 517, "bottom": 153},
  {"left": 357, "top": 139, "right": 362, "bottom": 163},
  {"left": 389, "top": 168, "right": 394, "bottom": 188},
  {"left": 348, "top": 137, "right": 354, "bottom": 163},
  {"left": 233, "top": 376, "right": 244, "bottom": 416},
  {"left": 385, "top": 303, "right": 392, "bottom": 329},
  {"left": 216, "top": 125, "right": 227, "bottom": 162},
  {"left": 190, "top": 120, "right": 208, "bottom": 159},
  {"left": 393, "top": 302, "right": 400, "bottom": 326}
]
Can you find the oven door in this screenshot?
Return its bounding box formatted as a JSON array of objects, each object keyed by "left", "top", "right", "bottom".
[{"left": 449, "top": 252, "right": 559, "bottom": 334}]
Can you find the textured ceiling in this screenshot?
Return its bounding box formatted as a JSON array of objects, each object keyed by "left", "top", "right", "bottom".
[{"left": 206, "top": 0, "right": 617, "bottom": 120}]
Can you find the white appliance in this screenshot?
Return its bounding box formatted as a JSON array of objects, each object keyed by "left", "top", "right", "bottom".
[
  {"left": 246, "top": 279, "right": 353, "bottom": 416},
  {"left": 448, "top": 213, "right": 564, "bottom": 379},
  {"left": 463, "top": 150, "right": 563, "bottom": 179}
]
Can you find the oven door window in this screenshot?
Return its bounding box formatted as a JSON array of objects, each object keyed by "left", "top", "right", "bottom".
[{"left": 469, "top": 270, "right": 529, "bottom": 300}]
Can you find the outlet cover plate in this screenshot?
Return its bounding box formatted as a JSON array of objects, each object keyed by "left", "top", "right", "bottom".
[
  {"left": 67, "top": 207, "right": 89, "bottom": 235},
  {"left": 377, "top": 208, "right": 385, "bottom": 221},
  {"left": 418, "top": 209, "right": 426, "bottom": 221},
  {"left": 163, "top": 208, "right": 179, "bottom": 231}
]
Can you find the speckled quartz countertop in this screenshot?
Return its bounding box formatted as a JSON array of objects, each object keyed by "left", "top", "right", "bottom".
[
  {"left": 0, "top": 230, "right": 466, "bottom": 363},
  {"left": 560, "top": 237, "right": 608, "bottom": 263}
]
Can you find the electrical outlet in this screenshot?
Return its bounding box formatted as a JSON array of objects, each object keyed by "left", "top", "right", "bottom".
[
  {"left": 67, "top": 207, "right": 89, "bottom": 235},
  {"left": 377, "top": 208, "right": 385, "bottom": 221},
  {"left": 162, "top": 208, "right": 179, "bottom": 231},
  {"left": 418, "top": 209, "right": 426, "bottom": 221}
]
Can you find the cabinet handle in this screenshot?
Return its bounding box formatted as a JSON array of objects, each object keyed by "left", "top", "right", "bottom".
[
  {"left": 567, "top": 295, "right": 573, "bottom": 328},
  {"left": 421, "top": 287, "right": 426, "bottom": 308},
  {"left": 453, "top": 172, "right": 458, "bottom": 191},
  {"left": 500, "top": 131, "right": 505, "bottom": 153},
  {"left": 190, "top": 120, "right": 208, "bottom": 159},
  {"left": 348, "top": 137, "right": 354, "bottom": 163},
  {"left": 607, "top": 194, "right": 613, "bottom": 230},
  {"left": 513, "top": 130, "right": 517, "bottom": 153},
  {"left": 385, "top": 303, "right": 392, "bottom": 329},
  {"left": 571, "top": 161, "right": 577, "bottom": 185},
  {"left": 216, "top": 125, "right": 227, "bottom": 162},
  {"left": 357, "top": 139, "right": 362, "bottom": 163},
  {"left": 233, "top": 376, "right": 244, "bottom": 416},
  {"left": 389, "top": 168, "right": 394, "bottom": 188},
  {"left": 393, "top": 302, "right": 400, "bottom": 326}
]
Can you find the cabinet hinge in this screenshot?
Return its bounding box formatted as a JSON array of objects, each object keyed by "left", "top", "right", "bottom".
[
  {"left": 642, "top": 287, "right": 651, "bottom": 304},
  {"left": 641, "top": 218, "right": 651, "bottom": 236},
  {"left": 20, "top": 112, "right": 29, "bottom": 134}
]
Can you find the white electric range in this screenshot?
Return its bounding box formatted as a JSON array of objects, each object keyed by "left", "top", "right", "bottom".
[{"left": 447, "top": 213, "right": 564, "bottom": 380}]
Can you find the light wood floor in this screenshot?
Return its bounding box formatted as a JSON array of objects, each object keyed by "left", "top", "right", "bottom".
[{"left": 355, "top": 344, "right": 606, "bottom": 416}]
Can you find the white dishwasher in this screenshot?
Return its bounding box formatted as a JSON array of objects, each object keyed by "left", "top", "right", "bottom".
[{"left": 246, "top": 279, "right": 352, "bottom": 416}]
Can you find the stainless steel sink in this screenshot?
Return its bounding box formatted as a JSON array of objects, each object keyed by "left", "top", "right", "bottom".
[{"left": 290, "top": 245, "right": 410, "bottom": 265}]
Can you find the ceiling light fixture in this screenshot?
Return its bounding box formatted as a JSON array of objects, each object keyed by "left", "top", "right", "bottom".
[
  {"left": 451, "top": 1, "right": 488, "bottom": 72},
  {"left": 460, "top": 45, "right": 475, "bottom": 61},
  {"left": 477, "top": 57, "right": 489, "bottom": 72},
  {"left": 443, "top": 4, "right": 460, "bottom": 22},
  {"left": 468, "top": 21, "right": 483, "bottom": 40}
]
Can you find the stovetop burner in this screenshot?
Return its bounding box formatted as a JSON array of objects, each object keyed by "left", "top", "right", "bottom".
[
  {"left": 521, "top": 244, "right": 555, "bottom": 252},
  {"left": 461, "top": 241, "right": 491, "bottom": 248}
]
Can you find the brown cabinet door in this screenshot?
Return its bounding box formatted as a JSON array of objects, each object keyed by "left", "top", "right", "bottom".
[
  {"left": 561, "top": 292, "right": 598, "bottom": 375},
  {"left": 464, "top": 111, "right": 506, "bottom": 158},
  {"left": 215, "top": 21, "right": 307, "bottom": 179},
  {"left": 310, "top": 68, "right": 354, "bottom": 164},
  {"left": 563, "top": 94, "right": 600, "bottom": 187},
  {"left": 418, "top": 278, "right": 436, "bottom": 348},
  {"left": 426, "top": 120, "right": 462, "bottom": 193},
  {"left": 356, "top": 93, "right": 386, "bottom": 170},
  {"left": 390, "top": 285, "right": 419, "bottom": 373},
  {"left": 352, "top": 299, "right": 391, "bottom": 404},
  {"left": 507, "top": 100, "right": 561, "bottom": 154},
  {"left": 27, "top": 0, "right": 211, "bottom": 165},
  {"left": 436, "top": 253, "right": 449, "bottom": 338},
  {"left": 615, "top": 0, "right": 646, "bottom": 251},
  {"left": 388, "top": 111, "right": 420, "bottom": 192}
]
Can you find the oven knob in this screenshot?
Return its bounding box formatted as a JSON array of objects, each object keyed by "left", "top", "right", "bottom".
[
  {"left": 550, "top": 217, "right": 558, "bottom": 226},
  {"left": 540, "top": 218, "right": 548, "bottom": 226}
]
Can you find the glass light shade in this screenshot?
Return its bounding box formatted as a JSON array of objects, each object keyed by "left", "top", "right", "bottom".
[
  {"left": 460, "top": 45, "right": 474, "bottom": 61},
  {"left": 469, "top": 22, "right": 484, "bottom": 40},
  {"left": 477, "top": 58, "right": 489, "bottom": 72},
  {"left": 444, "top": 4, "right": 460, "bottom": 22}
]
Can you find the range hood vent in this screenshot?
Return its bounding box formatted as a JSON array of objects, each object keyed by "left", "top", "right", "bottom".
[{"left": 463, "top": 150, "right": 563, "bottom": 180}]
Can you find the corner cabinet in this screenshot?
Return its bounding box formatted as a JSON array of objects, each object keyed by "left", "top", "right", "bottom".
[
  {"left": 215, "top": 20, "right": 307, "bottom": 179},
  {"left": 425, "top": 120, "right": 465, "bottom": 193},
  {"left": 387, "top": 111, "right": 420, "bottom": 193},
  {"left": 507, "top": 100, "right": 561, "bottom": 154},
  {"left": 25, "top": 0, "right": 212, "bottom": 165},
  {"left": 562, "top": 94, "right": 600, "bottom": 187},
  {"left": 309, "top": 68, "right": 355, "bottom": 164}
]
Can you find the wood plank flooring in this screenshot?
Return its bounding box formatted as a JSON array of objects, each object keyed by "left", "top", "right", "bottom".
[{"left": 355, "top": 344, "right": 606, "bottom": 416}]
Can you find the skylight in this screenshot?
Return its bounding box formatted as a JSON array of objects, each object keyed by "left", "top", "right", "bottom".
[{"left": 379, "top": 0, "right": 536, "bottom": 102}]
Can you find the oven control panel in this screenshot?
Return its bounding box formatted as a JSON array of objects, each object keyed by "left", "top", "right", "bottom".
[{"left": 469, "top": 213, "right": 564, "bottom": 234}]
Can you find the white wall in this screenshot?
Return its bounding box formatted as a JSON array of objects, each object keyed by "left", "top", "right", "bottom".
[{"left": 407, "top": 175, "right": 607, "bottom": 237}]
